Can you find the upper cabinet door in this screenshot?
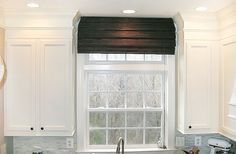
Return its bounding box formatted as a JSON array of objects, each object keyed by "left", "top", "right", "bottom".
[
  {"left": 222, "top": 40, "right": 236, "bottom": 136},
  {"left": 39, "top": 39, "right": 73, "bottom": 134},
  {"left": 4, "top": 40, "right": 36, "bottom": 135},
  {"left": 186, "top": 42, "right": 213, "bottom": 133}
]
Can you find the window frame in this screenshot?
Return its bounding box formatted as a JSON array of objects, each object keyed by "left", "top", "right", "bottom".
[
  {"left": 76, "top": 54, "right": 176, "bottom": 152},
  {"left": 87, "top": 72, "right": 165, "bottom": 149}
]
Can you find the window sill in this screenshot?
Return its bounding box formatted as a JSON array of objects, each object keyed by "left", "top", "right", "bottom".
[{"left": 76, "top": 148, "right": 177, "bottom": 154}]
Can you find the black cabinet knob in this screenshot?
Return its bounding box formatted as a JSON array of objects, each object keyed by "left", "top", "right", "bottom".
[
  {"left": 188, "top": 125, "right": 192, "bottom": 129},
  {"left": 30, "top": 127, "right": 34, "bottom": 131},
  {"left": 41, "top": 127, "right": 44, "bottom": 130}
]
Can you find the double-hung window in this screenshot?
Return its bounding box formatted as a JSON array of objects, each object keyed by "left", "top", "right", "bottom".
[{"left": 77, "top": 54, "right": 175, "bottom": 152}]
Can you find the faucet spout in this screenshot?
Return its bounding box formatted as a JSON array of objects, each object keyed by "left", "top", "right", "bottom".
[{"left": 116, "top": 137, "right": 124, "bottom": 154}]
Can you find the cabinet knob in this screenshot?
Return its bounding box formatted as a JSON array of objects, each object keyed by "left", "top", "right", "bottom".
[
  {"left": 30, "top": 127, "right": 34, "bottom": 131},
  {"left": 41, "top": 127, "right": 44, "bottom": 130},
  {"left": 188, "top": 125, "right": 192, "bottom": 129}
]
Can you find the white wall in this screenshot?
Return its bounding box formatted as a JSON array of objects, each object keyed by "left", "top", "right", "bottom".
[
  {"left": 0, "top": 7, "right": 4, "bottom": 154},
  {"left": 218, "top": 2, "right": 236, "bottom": 140},
  {"left": 0, "top": 24, "right": 5, "bottom": 154}
]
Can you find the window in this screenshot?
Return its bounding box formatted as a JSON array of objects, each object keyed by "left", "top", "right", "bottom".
[
  {"left": 88, "top": 54, "right": 162, "bottom": 62},
  {"left": 77, "top": 54, "right": 175, "bottom": 152}
]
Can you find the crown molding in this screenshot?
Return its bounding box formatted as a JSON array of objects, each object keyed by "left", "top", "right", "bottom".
[
  {"left": 175, "top": 12, "right": 219, "bottom": 31},
  {"left": 218, "top": 2, "right": 236, "bottom": 18},
  {"left": 3, "top": 9, "right": 77, "bottom": 28},
  {"left": 0, "top": 8, "right": 78, "bottom": 28},
  {"left": 3, "top": 8, "right": 77, "bottom": 16},
  {"left": 0, "top": 7, "right": 4, "bottom": 28}
]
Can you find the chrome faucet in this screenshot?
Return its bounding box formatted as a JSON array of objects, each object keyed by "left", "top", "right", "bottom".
[{"left": 116, "top": 137, "right": 124, "bottom": 154}]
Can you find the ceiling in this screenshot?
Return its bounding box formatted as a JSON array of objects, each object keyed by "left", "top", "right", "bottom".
[{"left": 0, "top": 0, "right": 235, "bottom": 17}]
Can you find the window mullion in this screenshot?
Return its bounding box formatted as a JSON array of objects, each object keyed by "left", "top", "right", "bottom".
[
  {"left": 106, "top": 112, "right": 108, "bottom": 145},
  {"left": 125, "top": 72, "right": 127, "bottom": 145},
  {"left": 124, "top": 106, "right": 127, "bottom": 145},
  {"left": 143, "top": 111, "right": 146, "bottom": 144},
  {"left": 106, "top": 74, "right": 108, "bottom": 145},
  {"left": 142, "top": 73, "right": 145, "bottom": 145}
]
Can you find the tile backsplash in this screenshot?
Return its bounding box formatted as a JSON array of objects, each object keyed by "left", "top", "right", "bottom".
[
  {"left": 13, "top": 136, "right": 76, "bottom": 154},
  {"left": 176, "top": 131, "right": 236, "bottom": 154},
  {"left": 12, "top": 132, "right": 236, "bottom": 154}
]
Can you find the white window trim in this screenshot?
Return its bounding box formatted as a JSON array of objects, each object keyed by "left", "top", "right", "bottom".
[{"left": 76, "top": 54, "right": 176, "bottom": 153}]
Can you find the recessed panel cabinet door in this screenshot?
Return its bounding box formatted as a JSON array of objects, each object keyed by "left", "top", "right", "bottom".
[
  {"left": 186, "top": 42, "right": 212, "bottom": 132},
  {"left": 39, "top": 40, "right": 72, "bottom": 133},
  {"left": 4, "top": 40, "right": 36, "bottom": 135},
  {"left": 222, "top": 41, "right": 236, "bottom": 135}
]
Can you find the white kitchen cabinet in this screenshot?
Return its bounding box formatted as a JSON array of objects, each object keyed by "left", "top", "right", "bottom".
[
  {"left": 4, "top": 37, "right": 75, "bottom": 136},
  {"left": 218, "top": 6, "right": 236, "bottom": 141},
  {"left": 177, "top": 41, "right": 219, "bottom": 134},
  {"left": 219, "top": 37, "right": 236, "bottom": 140},
  {"left": 4, "top": 40, "right": 37, "bottom": 135},
  {"left": 39, "top": 40, "right": 74, "bottom": 135}
]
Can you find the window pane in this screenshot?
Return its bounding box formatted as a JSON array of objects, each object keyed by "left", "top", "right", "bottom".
[
  {"left": 108, "top": 112, "right": 125, "bottom": 127},
  {"left": 145, "top": 129, "right": 161, "bottom": 144},
  {"left": 127, "top": 129, "right": 143, "bottom": 144},
  {"left": 108, "top": 92, "right": 125, "bottom": 108},
  {"left": 89, "top": 112, "right": 106, "bottom": 127},
  {"left": 88, "top": 74, "right": 107, "bottom": 91},
  {"left": 145, "top": 54, "right": 162, "bottom": 62},
  {"left": 126, "top": 54, "right": 144, "bottom": 61},
  {"left": 89, "top": 54, "right": 107, "bottom": 61},
  {"left": 107, "top": 74, "right": 125, "bottom": 91},
  {"left": 127, "top": 92, "right": 143, "bottom": 108},
  {"left": 145, "top": 112, "right": 162, "bottom": 127},
  {"left": 144, "top": 92, "right": 161, "bottom": 108},
  {"left": 89, "top": 92, "right": 106, "bottom": 108},
  {"left": 108, "top": 129, "right": 125, "bottom": 144},
  {"left": 127, "top": 74, "right": 143, "bottom": 91},
  {"left": 89, "top": 130, "right": 106, "bottom": 145},
  {"left": 127, "top": 112, "right": 143, "bottom": 127},
  {"left": 108, "top": 54, "right": 125, "bottom": 61},
  {"left": 86, "top": 70, "right": 166, "bottom": 147},
  {"left": 144, "top": 74, "right": 162, "bottom": 91}
]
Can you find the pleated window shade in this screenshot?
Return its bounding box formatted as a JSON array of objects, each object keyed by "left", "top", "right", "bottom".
[{"left": 78, "top": 17, "right": 176, "bottom": 55}]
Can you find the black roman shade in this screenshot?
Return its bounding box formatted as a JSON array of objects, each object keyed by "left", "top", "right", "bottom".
[{"left": 78, "top": 17, "right": 176, "bottom": 55}]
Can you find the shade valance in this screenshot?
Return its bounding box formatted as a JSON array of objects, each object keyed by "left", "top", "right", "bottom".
[{"left": 78, "top": 17, "right": 176, "bottom": 55}]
